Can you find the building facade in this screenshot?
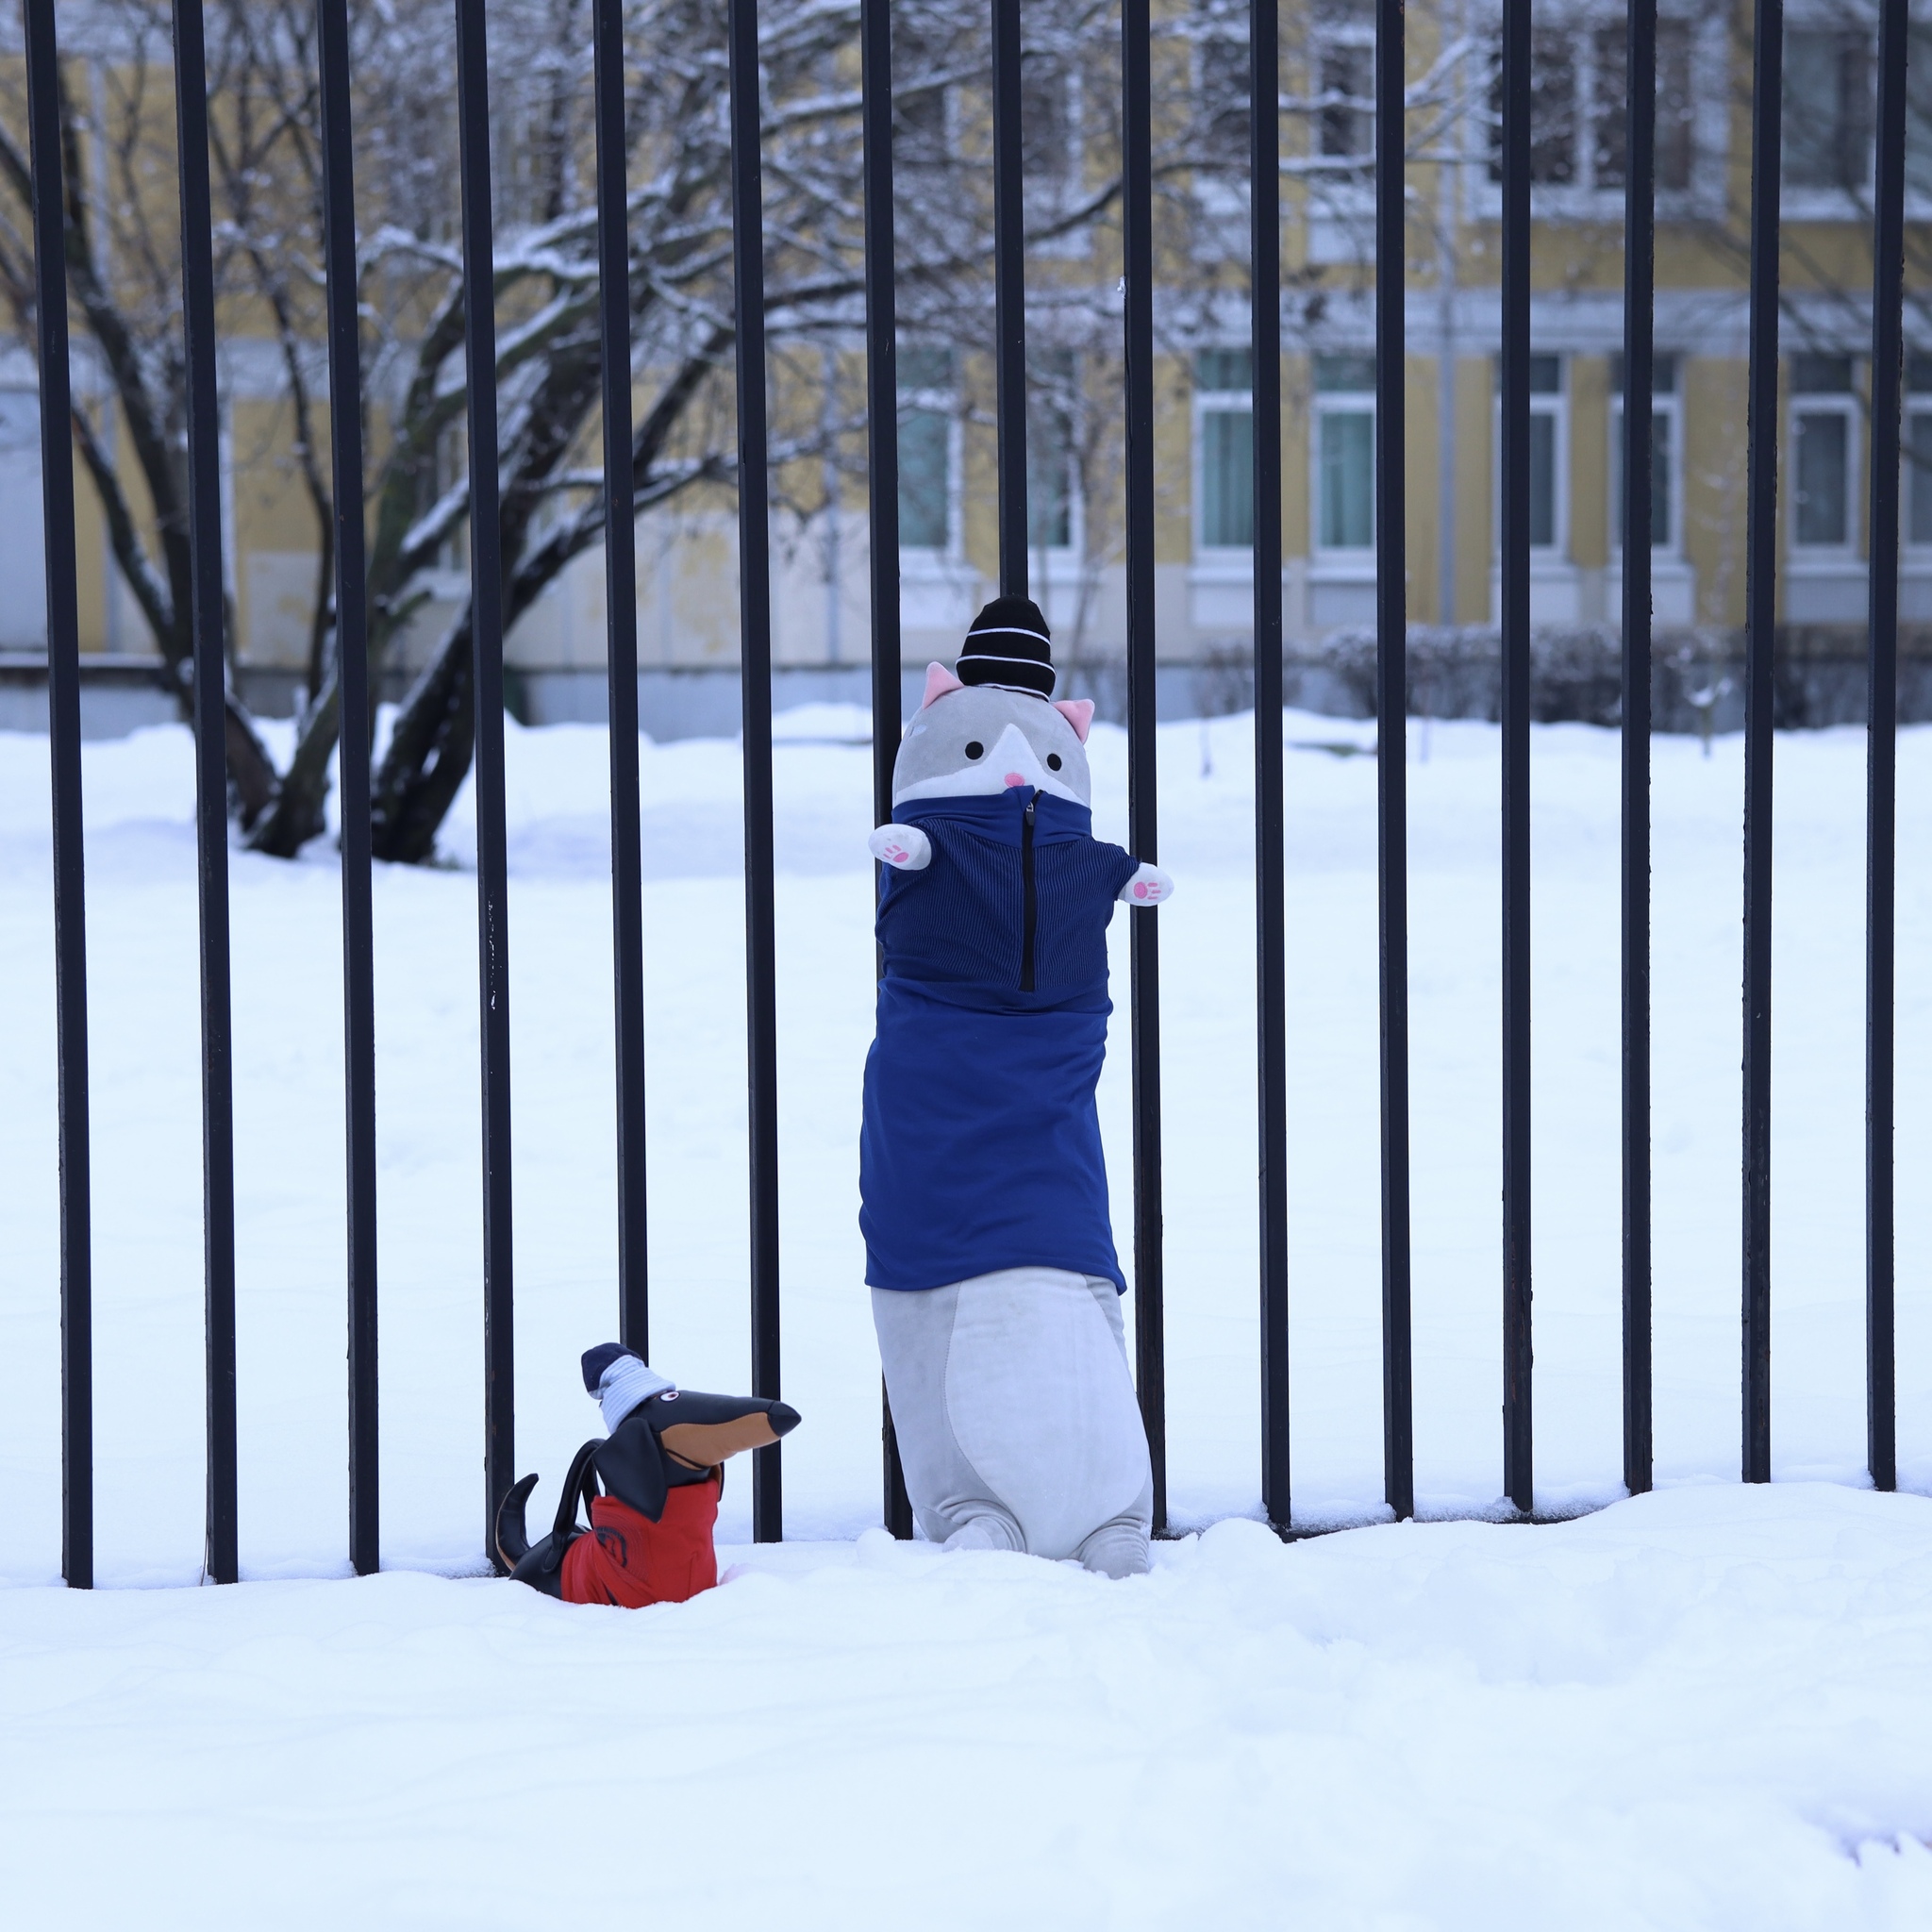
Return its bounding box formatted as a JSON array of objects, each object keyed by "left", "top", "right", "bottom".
[{"left": 4, "top": 1, "right": 1926, "bottom": 737}]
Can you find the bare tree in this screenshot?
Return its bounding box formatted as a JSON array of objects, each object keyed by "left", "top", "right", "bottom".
[{"left": 0, "top": 0, "right": 1498, "bottom": 864}]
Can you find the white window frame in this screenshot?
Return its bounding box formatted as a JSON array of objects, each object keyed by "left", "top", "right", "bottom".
[
  {"left": 1311, "top": 360, "right": 1377, "bottom": 565},
  {"left": 893, "top": 38, "right": 958, "bottom": 173},
  {"left": 1491, "top": 356, "right": 1570, "bottom": 559},
  {"left": 1789, "top": 375, "right": 1861, "bottom": 561},
  {"left": 1464, "top": 4, "right": 1725, "bottom": 224},
  {"left": 0, "top": 387, "right": 48, "bottom": 651},
  {"left": 1903, "top": 383, "right": 1932, "bottom": 560},
  {"left": 1025, "top": 349, "right": 1084, "bottom": 574},
  {"left": 1609, "top": 364, "right": 1685, "bottom": 561},
  {"left": 1301, "top": 18, "right": 1376, "bottom": 261},
  {"left": 1194, "top": 354, "right": 1256, "bottom": 559},
  {"left": 1781, "top": 9, "right": 1932, "bottom": 220},
  {"left": 897, "top": 350, "right": 962, "bottom": 564},
  {"left": 1023, "top": 54, "right": 1088, "bottom": 256},
  {"left": 1191, "top": 31, "right": 1252, "bottom": 226}
]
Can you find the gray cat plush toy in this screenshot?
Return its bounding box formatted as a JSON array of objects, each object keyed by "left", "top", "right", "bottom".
[{"left": 858, "top": 596, "right": 1171, "bottom": 1576}]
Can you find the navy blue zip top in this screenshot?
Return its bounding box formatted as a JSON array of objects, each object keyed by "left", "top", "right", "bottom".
[{"left": 880, "top": 790, "right": 1141, "bottom": 996}]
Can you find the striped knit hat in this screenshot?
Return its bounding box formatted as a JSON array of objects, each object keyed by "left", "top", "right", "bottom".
[{"left": 958, "top": 595, "right": 1054, "bottom": 698}]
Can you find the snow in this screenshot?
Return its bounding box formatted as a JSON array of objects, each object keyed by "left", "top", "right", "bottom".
[
  {"left": 1, "top": 1485, "right": 1928, "bottom": 1926},
  {"left": 2, "top": 708, "right": 1931, "bottom": 1923}
]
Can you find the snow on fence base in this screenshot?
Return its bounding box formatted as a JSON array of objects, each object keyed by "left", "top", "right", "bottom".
[{"left": 13, "top": 0, "right": 1919, "bottom": 1586}]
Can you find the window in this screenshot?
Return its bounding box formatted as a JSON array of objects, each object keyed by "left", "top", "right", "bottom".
[
  {"left": 1314, "top": 353, "right": 1375, "bottom": 554},
  {"left": 0, "top": 391, "right": 46, "bottom": 649},
  {"left": 1492, "top": 354, "right": 1565, "bottom": 552},
  {"left": 1779, "top": 21, "right": 1932, "bottom": 199},
  {"left": 1316, "top": 40, "right": 1373, "bottom": 169},
  {"left": 898, "top": 346, "right": 955, "bottom": 554},
  {"left": 1197, "top": 34, "right": 1251, "bottom": 172},
  {"left": 1911, "top": 28, "right": 1932, "bottom": 200},
  {"left": 1195, "top": 349, "right": 1255, "bottom": 550},
  {"left": 1028, "top": 349, "right": 1077, "bottom": 554},
  {"left": 1525, "top": 27, "right": 1578, "bottom": 183},
  {"left": 1790, "top": 353, "right": 1857, "bottom": 554},
  {"left": 894, "top": 23, "right": 955, "bottom": 175},
  {"left": 1609, "top": 353, "right": 1680, "bottom": 552},
  {"left": 897, "top": 84, "right": 951, "bottom": 169},
  {"left": 1491, "top": 358, "right": 1568, "bottom": 552},
  {"left": 1785, "top": 30, "right": 1870, "bottom": 192},
  {"left": 1487, "top": 18, "right": 1695, "bottom": 197},
  {"left": 1589, "top": 22, "right": 1695, "bottom": 190},
  {"left": 1021, "top": 53, "right": 1079, "bottom": 199},
  {"left": 1907, "top": 353, "right": 1932, "bottom": 549}
]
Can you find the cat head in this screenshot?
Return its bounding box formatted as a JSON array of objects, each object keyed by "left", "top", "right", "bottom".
[{"left": 891, "top": 662, "right": 1095, "bottom": 806}]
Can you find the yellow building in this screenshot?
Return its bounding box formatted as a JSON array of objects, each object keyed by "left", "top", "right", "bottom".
[{"left": 4, "top": 3, "right": 1924, "bottom": 737}]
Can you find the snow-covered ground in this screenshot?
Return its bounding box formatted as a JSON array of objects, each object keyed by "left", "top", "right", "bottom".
[
  {"left": 0, "top": 1484, "right": 1927, "bottom": 1928},
  {"left": 2, "top": 708, "right": 1930, "bottom": 1924}
]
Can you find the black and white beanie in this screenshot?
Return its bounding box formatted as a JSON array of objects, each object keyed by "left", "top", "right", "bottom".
[
  {"left": 581, "top": 1341, "right": 674, "bottom": 1433},
  {"left": 958, "top": 596, "right": 1054, "bottom": 699}
]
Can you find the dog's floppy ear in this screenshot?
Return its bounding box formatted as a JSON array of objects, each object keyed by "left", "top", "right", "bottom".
[
  {"left": 1053, "top": 698, "right": 1094, "bottom": 742},
  {"left": 592, "top": 1415, "right": 669, "bottom": 1523},
  {"left": 922, "top": 661, "right": 964, "bottom": 709}
]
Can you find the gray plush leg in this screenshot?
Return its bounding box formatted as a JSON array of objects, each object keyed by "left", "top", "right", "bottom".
[
  {"left": 1075, "top": 1513, "right": 1152, "bottom": 1578},
  {"left": 874, "top": 1269, "right": 1153, "bottom": 1567},
  {"left": 872, "top": 1283, "right": 1024, "bottom": 1552}
]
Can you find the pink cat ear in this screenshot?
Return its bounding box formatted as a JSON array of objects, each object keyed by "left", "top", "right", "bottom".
[
  {"left": 921, "top": 661, "right": 964, "bottom": 709},
  {"left": 1053, "top": 698, "right": 1094, "bottom": 743}
]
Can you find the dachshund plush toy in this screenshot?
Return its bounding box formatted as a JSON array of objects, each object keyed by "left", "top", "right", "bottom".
[
  {"left": 861, "top": 596, "right": 1172, "bottom": 1577},
  {"left": 496, "top": 1345, "right": 799, "bottom": 1606}
]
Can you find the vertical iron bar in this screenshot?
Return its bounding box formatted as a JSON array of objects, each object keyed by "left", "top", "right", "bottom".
[
  {"left": 1741, "top": 0, "right": 1781, "bottom": 1486},
  {"left": 1620, "top": 0, "right": 1657, "bottom": 1498},
  {"left": 1375, "top": 0, "right": 1413, "bottom": 1520},
  {"left": 454, "top": 0, "right": 515, "bottom": 1557},
  {"left": 1866, "top": 0, "right": 1907, "bottom": 1494},
  {"left": 1498, "top": 0, "right": 1533, "bottom": 1516},
  {"left": 594, "top": 0, "right": 650, "bottom": 1357},
  {"left": 991, "top": 0, "right": 1027, "bottom": 593},
  {"left": 860, "top": 0, "right": 913, "bottom": 1538},
  {"left": 317, "top": 0, "right": 378, "bottom": 1575},
  {"left": 25, "top": 0, "right": 92, "bottom": 1590},
  {"left": 727, "top": 0, "right": 783, "bottom": 1541},
  {"left": 172, "top": 0, "right": 238, "bottom": 1586},
  {"left": 1124, "top": 0, "right": 1166, "bottom": 1533},
  {"left": 1251, "top": 0, "right": 1290, "bottom": 1529}
]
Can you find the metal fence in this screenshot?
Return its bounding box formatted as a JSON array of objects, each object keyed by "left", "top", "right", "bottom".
[{"left": 24, "top": 0, "right": 1914, "bottom": 1587}]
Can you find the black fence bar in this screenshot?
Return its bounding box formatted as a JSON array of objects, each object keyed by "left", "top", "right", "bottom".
[
  {"left": 1620, "top": 0, "right": 1657, "bottom": 1499},
  {"left": 1122, "top": 0, "right": 1166, "bottom": 1534},
  {"left": 860, "top": 0, "right": 914, "bottom": 1540},
  {"left": 726, "top": 0, "right": 783, "bottom": 1541},
  {"left": 1251, "top": 0, "right": 1290, "bottom": 1530},
  {"left": 1374, "top": 0, "right": 1414, "bottom": 1521},
  {"left": 25, "top": 0, "right": 92, "bottom": 1591},
  {"left": 316, "top": 0, "right": 379, "bottom": 1576},
  {"left": 1865, "top": 0, "right": 1907, "bottom": 1495},
  {"left": 593, "top": 0, "right": 651, "bottom": 1359},
  {"left": 454, "top": 0, "right": 516, "bottom": 1558},
  {"left": 1498, "top": 0, "right": 1533, "bottom": 1516},
  {"left": 1740, "top": 0, "right": 1781, "bottom": 1486},
  {"left": 171, "top": 0, "right": 240, "bottom": 1587},
  {"left": 32, "top": 0, "right": 1917, "bottom": 1596},
  {"left": 990, "top": 0, "right": 1026, "bottom": 595}
]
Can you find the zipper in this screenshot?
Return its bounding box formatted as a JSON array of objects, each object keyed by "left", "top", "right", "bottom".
[{"left": 1020, "top": 796, "right": 1038, "bottom": 991}]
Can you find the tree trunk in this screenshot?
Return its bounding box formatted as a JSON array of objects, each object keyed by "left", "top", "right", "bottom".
[
  {"left": 247, "top": 673, "right": 336, "bottom": 858},
  {"left": 371, "top": 615, "right": 476, "bottom": 865}
]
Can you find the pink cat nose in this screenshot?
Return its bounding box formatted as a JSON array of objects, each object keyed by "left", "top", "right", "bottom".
[{"left": 1003, "top": 771, "right": 1025, "bottom": 789}]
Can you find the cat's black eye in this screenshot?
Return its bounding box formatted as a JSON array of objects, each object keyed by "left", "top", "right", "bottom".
[
  {"left": 1046, "top": 754, "right": 1063, "bottom": 771},
  {"left": 964, "top": 741, "right": 984, "bottom": 759}
]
